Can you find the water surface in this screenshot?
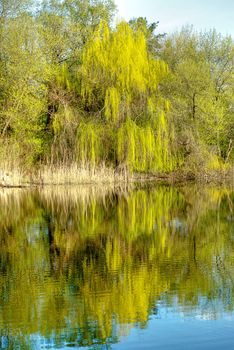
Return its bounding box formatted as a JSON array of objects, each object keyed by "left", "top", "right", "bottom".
[{"left": 0, "top": 184, "right": 233, "bottom": 349}]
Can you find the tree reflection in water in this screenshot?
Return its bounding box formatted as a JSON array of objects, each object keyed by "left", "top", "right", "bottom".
[{"left": 0, "top": 185, "right": 233, "bottom": 349}]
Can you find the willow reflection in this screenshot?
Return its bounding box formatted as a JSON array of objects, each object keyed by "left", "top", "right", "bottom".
[{"left": 0, "top": 185, "right": 233, "bottom": 348}]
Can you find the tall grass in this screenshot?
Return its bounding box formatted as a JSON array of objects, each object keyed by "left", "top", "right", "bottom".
[{"left": 0, "top": 162, "right": 132, "bottom": 186}]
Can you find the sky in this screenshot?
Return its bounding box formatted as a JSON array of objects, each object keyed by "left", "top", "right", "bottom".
[{"left": 115, "top": 0, "right": 234, "bottom": 36}]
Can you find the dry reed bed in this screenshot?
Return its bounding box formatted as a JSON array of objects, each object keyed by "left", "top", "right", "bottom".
[
  {"left": 0, "top": 163, "right": 131, "bottom": 187},
  {"left": 0, "top": 161, "right": 233, "bottom": 187}
]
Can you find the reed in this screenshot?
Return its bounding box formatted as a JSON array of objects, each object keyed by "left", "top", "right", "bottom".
[{"left": 0, "top": 162, "right": 132, "bottom": 187}]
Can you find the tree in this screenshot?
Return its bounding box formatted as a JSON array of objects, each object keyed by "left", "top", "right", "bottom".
[
  {"left": 0, "top": 11, "right": 48, "bottom": 165},
  {"left": 79, "top": 20, "right": 175, "bottom": 171},
  {"left": 129, "top": 16, "right": 165, "bottom": 56},
  {"left": 160, "top": 27, "right": 234, "bottom": 170}
]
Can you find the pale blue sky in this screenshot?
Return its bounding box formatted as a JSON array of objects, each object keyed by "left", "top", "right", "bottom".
[{"left": 115, "top": 0, "right": 234, "bottom": 36}]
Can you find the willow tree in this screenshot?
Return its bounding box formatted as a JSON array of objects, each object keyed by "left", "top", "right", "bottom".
[{"left": 78, "top": 20, "right": 176, "bottom": 172}]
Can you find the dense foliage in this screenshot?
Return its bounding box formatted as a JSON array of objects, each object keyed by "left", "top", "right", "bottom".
[{"left": 0, "top": 0, "right": 233, "bottom": 175}]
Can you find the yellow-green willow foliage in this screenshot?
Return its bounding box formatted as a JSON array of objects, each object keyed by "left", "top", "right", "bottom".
[
  {"left": 79, "top": 20, "right": 176, "bottom": 171},
  {"left": 76, "top": 122, "right": 106, "bottom": 166},
  {"left": 104, "top": 87, "right": 120, "bottom": 122},
  {"left": 55, "top": 63, "right": 73, "bottom": 91},
  {"left": 117, "top": 114, "right": 175, "bottom": 172}
]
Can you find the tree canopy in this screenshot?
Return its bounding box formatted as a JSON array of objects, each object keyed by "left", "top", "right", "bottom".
[{"left": 0, "top": 0, "right": 233, "bottom": 176}]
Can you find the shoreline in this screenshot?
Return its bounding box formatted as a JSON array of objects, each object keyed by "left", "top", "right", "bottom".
[{"left": 0, "top": 165, "right": 233, "bottom": 188}]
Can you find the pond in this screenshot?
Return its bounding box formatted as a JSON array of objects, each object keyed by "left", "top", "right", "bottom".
[{"left": 0, "top": 184, "right": 233, "bottom": 349}]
